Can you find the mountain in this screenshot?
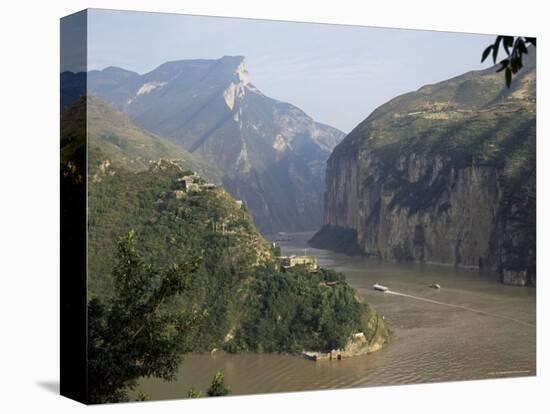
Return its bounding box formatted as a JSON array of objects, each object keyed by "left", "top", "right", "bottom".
[
  {"left": 61, "top": 94, "right": 220, "bottom": 182},
  {"left": 67, "top": 56, "right": 345, "bottom": 233},
  {"left": 59, "top": 92, "right": 388, "bottom": 361},
  {"left": 312, "top": 50, "right": 536, "bottom": 286},
  {"left": 83, "top": 159, "right": 389, "bottom": 360}
]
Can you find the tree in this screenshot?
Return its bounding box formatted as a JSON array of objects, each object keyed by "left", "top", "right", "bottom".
[
  {"left": 206, "top": 371, "right": 231, "bottom": 397},
  {"left": 186, "top": 388, "right": 203, "bottom": 398},
  {"left": 87, "top": 230, "right": 203, "bottom": 403},
  {"left": 482, "top": 36, "right": 536, "bottom": 87},
  {"left": 271, "top": 242, "right": 282, "bottom": 257}
]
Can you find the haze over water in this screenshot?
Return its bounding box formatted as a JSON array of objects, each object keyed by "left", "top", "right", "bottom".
[{"left": 137, "top": 232, "right": 536, "bottom": 399}]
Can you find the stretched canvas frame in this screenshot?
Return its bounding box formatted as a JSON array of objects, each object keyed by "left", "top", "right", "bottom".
[{"left": 60, "top": 8, "right": 536, "bottom": 405}]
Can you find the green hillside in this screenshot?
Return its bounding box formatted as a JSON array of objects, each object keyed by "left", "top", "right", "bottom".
[
  {"left": 338, "top": 50, "right": 535, "bottom": 166},
  {"left": 60, "top": 96, "right": 389, "bottom": 401},
  {"left": 341, "top": 50, "right": 535, "bottom": 230},
  {"left": 61, "top": 94, "right": 221, "bottom": 182},
  {"left": 87, "top": 161, "right": 388, "bottom": 353}
]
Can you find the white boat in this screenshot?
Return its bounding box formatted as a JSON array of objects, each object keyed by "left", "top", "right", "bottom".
[
  {"left": 373, "top": 283, "right": 388, "bottom": 292},
  {"left": 430, "top": 283, "right": 441, "bottom": 289}
]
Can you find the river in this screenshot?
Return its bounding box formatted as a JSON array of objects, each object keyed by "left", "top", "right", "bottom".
[{"left": 136, "top": 232, "right": 536, "bottom": 399}]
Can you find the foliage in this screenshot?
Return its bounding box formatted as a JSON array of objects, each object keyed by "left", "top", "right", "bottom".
[
  {"left": 206, "top": 371, "right": 231, "bottom": 397},
  {"left": 271, "top": 243, "right": 282, "bottom": 257},
  {"left": 482, "top": 36, "right": 536, "bottom": 87},
  {"left": 60, "top": 71, "right": 389, "bottom": 404},
  {"left": 63, "top": 94, "right": 222, "bottom": 181},
  {"left": 87, "top": 231, "right": 203, "bottom": 404},
  {"left": 135, "top": 392, "right": 150, "bottom": 401},
  {"left": 227, "top": 264, "right": 377, "bottom": 353},
  {"left": 186, "top": 388, "right": 203, "bottom": 398},
  {"left": 89, "top": 162, "right": 266, "bottom": 350},
  {"left": 86, "top": 162, "right": 388, "bottom": 401}
]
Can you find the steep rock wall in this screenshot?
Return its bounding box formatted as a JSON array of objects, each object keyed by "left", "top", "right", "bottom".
[
  {"left": 314, "top": 147, "right": 535, "bottom": 286},
  {"left": 312, "top": 50, "right": 536, "bottom": 286}
]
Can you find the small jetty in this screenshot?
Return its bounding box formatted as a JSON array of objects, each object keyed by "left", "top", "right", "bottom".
[
  {"left": 299, "top": 331, "right": 386, "bottom": 362},
  {"left": 373, "top": 283, "right": 389, "bottom": 292}
]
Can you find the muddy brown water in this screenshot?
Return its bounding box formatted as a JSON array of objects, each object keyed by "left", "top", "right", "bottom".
[{"left": 135, "top": 232, "right": 536, "bottom": 399}]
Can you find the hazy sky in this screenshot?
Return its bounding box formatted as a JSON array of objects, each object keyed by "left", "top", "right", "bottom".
[{"left": 79, "top": 8, "right": 495, "bottom": 132}]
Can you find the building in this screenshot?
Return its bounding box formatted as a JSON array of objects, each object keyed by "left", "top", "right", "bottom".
[
  {"left": 177, "top": 173, "right": 199, "bottom": 192},
  {"left": 176, "top": 173, "right": 216, "bottom": 192},
  {"left": 276, "top": 255, "right": 318, "bottom": 273}
]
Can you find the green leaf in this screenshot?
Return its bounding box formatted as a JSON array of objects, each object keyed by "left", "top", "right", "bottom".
[
  {"left": 505, "top": 67, "right": 512, "bottom": 87},
  {"left": 503, "top": 36, "right": 514, "bottom": 55},
  {"left": 481, "top": 45, "right": 493, "bottom": 62},
  {"left": 496, "top": 59, "right": 509, "bottom": 73},
  {"left": 493, "top": 36, "right": 502, "bottom": 63},
  {"left": 511, "top": 58, "right": 518, "bottom": 73}
]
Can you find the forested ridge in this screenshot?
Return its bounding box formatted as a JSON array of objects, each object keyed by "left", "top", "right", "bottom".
[{"left": 81, "top": 155, "right": 389, "bottom": 402}]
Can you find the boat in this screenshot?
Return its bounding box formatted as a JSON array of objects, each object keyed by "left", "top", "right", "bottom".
[
  {"left": 430, "top": 283, "right": 441, "bottom": 289},
  {"left": 373, "top": 283, "right": 388, "bottom": 292}
]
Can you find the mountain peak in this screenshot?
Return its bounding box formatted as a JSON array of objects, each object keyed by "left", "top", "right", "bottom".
[
  {"left": 144, "top": 56, "right": 249, "bottom": 86},
  {"left": 219, "top": 56, "right": 249, "bottom": 84},
  {"left": 79, "top": 57, "right": 345, "bottom": 233},
  {"left": 219, "top": 55, "right": 246, "bottom": 64},
  {"left": 100, "top": 66, "right": 139, "bottom": 77}
]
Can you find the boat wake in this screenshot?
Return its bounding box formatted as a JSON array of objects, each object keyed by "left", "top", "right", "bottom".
[{"left": 386, "top": 290, "right": 535, "bottom": 328}]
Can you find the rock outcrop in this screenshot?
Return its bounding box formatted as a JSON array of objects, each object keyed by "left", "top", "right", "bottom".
[{"left": 312, "top": 50, "right": 536, "bottom": 286}]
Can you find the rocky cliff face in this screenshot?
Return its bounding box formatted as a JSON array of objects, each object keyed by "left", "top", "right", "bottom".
[
  {"left": 63, "top": 56, "right": 344, "bottom": 234},
  {"left": 312, "top": 51, "right": 536, "bottom": 286}
]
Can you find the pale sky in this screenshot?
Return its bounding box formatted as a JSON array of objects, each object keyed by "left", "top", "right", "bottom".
[{"left": 63, "top": 8, "right": 496, "bottom": 132}]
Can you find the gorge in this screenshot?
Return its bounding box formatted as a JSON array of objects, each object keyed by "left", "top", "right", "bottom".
[{"left": 311, "top": 50, "right": 536, "bottom": 286}]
